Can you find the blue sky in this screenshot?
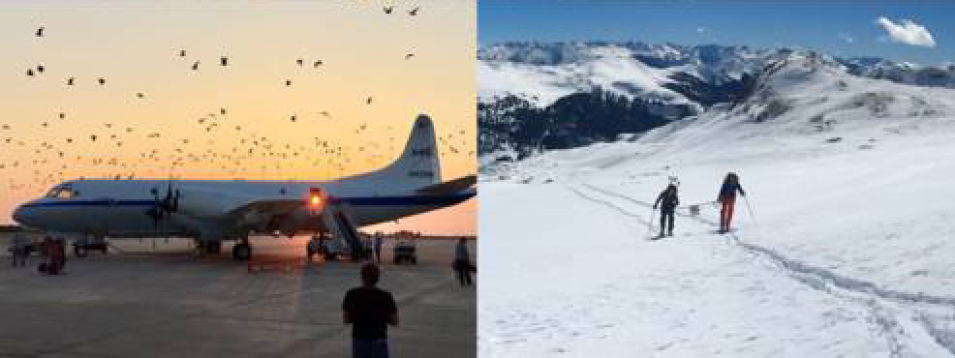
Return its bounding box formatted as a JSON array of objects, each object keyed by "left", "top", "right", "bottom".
[{"left": 480, "top": 1, "right": 954, "bottom": 65}]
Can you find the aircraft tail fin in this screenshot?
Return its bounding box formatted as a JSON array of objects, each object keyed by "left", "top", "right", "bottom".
[{"left": 351, "top": 114, "right": 441, "bottom": 190}]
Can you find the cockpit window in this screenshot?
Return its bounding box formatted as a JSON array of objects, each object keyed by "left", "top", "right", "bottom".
[{"left": 45, "top": 186, "right": 78, "bottom": 199}]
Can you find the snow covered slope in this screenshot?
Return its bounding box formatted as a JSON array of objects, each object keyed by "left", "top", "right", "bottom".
[{"left": 480, "top": 53, "right": 955, "bottom": 357}]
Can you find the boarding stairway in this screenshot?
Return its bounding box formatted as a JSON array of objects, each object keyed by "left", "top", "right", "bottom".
[{"left": 318, "top": 201, "right": 367, "bottom": 260}]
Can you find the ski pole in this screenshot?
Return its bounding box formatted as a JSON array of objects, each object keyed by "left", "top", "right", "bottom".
[
  {"left": 648, "top": 207, "right": 656, "bottom": 236},
  {"left": 743, "top": 195, "right": 758, "bottom": 227}
]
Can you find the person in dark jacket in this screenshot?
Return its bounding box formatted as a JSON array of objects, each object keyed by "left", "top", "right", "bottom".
[
  {"left": 453, "top": 237, "right": 473, "bottom": 287},
  {"left": 717, "top": 172, "right": 746, "bottom": 234},
  {"left": 343, "top": 263, "right": 398, "bottom": 358},
  {"left": 653, "top": 184, "right": 679, "bottom": 237}
]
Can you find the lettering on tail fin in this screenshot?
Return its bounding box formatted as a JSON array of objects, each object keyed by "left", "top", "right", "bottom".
[
  {"left": 342, "top": 114, "right": 442, "bottom": 190},
  {"left": 409, "top": 170, "right": 435, "bottom": 178},
  {"left": 412, "top": 147, "right": 433, "bottom": 157}
]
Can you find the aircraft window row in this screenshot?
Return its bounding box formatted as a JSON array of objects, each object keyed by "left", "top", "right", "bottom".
[{"left": 45, "top": 186, "right": 79, "bottom": 199}]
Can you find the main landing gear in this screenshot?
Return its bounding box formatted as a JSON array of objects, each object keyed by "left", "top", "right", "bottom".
[
  {"left": 74, "top": 236, "right": 108, "bottom": 258},
  {"left": 195, "top": 239, "right": 251, "bottom": 261}
]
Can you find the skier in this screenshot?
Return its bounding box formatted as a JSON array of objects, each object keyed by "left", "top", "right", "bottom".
[
  {"left": 653, "top": 183, "right": 679, "bottom": 238},
  {"left": 717, "top": 172, "right": 746, "bottom": 234}
]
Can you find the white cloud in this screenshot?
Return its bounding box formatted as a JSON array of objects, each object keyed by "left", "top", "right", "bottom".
[
  {"left": 696, "top": 27, "right": 708, "bottom": 34},
  {"left": 875, "top": 17, "right": 936, "bottom": 48},
  {"left": 838, "top": 33, "right": 854, "bottom": 44}
]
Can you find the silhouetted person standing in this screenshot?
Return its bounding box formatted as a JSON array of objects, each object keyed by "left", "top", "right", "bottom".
[
  {"left": 718, "top": 172, "right": 746, "bottom": 234},
  {"left": 653, "top": 183, "right": 680, "bottom": 237},
  {"left": 343, "top": 263, "right": 398, "bottom": 358},
  {"left": 10, "top": 232, "right": 29, "bottom": 267},
  {"left": 307, "top": 235, "right": 321, "bottom": 263},
  {"left": 454, "top": 237, "right": 473, "bottom": 287},
  {"left": 373, "top": 234, "right": 383, "bottom": 263}
]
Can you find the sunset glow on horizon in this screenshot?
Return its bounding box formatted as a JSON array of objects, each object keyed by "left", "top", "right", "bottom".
[{"left": 0, "top": 1, "right": 476, "bottom": 235}]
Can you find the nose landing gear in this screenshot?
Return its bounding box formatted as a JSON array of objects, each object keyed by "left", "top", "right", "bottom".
[
  {"left": 73, "top": 236, "right": 108, "bottom": 258},
  {"left": 195, "top": 240, "right": 222, "bottom": 255}
]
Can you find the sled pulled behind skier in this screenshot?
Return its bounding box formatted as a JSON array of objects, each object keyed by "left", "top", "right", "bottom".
[
  {"left": 717, "top": 172, "right": 746, "bottom": 234},
  {"left": 653, "top": 183, "right": 679, "bottom": 238}
]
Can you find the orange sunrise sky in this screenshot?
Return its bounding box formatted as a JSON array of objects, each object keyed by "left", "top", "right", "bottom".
[{"left": 0, "top": 0, "right": 476, "bottom": 235}]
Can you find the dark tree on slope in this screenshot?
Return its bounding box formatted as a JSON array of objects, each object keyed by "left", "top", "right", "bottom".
[
  {"left": 663, "top": 72, "right": 750, "bottom": 106},
  {"left": 479, "top": 90, "right": 683, "bottom": 158}
]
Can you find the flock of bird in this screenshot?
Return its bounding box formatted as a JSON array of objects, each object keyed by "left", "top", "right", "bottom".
[{"left": 2, "top": 4, "right": 474, "bottom": 196}]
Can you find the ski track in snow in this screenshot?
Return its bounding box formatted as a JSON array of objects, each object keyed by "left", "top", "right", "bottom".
[
  {"left": 576, "top": 182, "right": 955, "bottom": 357},
  {"left": 482, "top": 183, "right": 936, "bottom": 357}
]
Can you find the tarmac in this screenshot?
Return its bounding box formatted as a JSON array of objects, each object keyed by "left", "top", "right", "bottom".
[{"left": 0, "top": 235, "right": 476, "bottom": 358}]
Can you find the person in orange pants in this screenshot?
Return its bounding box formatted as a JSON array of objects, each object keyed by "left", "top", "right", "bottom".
[{"left": 717, "top": 172, "right": 746, "bottom": 234}]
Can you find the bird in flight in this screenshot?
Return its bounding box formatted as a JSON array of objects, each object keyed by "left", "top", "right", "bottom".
[
  {"left": 192, "top": 61, "right": 200, "bottom": 71},
  {"left": 409, "top": 7, "right": 420, "bottom": 16},
  {"left": 67, "top": 77, "right": 74, "bottom": 86},
  {"left": 36, "top": 27, "right": 44, "bottom": 37},
  {"left": 383, "top": 6, "right": 394, "bottom": 14},
  {"left": 404, "top": 53, "right": 415, "bottom": 60},
  {"left": 220, "top": 56, "right": 228, "bottom": 66},
  {"left": 366, "top": 96, "right": 373, "bottom": 105}
]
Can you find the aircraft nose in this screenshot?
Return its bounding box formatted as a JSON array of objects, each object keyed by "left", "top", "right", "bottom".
[{"left": 12, "top": 203, "right": 35, "bottom": 227}]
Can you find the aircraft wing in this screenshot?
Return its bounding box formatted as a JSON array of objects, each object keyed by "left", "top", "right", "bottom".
[
  {"left": 228, "top": 199, "right": 304, "bottom": 218},
  {"left": 225, "top": 198, "right": 310, "bottom": 234},
  {"left": 174, "top": 186, "right": 305, "bottom": 224},
  {"left": 415, "top": 175, "right": 476, "bottom": 195}
]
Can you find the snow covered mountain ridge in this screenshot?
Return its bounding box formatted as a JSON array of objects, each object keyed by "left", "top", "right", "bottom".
[
  {"left": 478, "top": 41, "right": 955, "bottom": 165},
  {"left": 479, "top": 41, "right": 955, "bottom": 94}
]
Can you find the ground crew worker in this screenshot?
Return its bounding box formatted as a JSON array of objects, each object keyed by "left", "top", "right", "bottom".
[
  {"left": 39, "top": 236, "right": 53, "bottom": 274},
  {"left": 373, "top": 234, "right": 383, "bottom": 264},
  {"left": 453, "top": 237, "right": 473, "bottom": 287},
  {"left": 653, "top": 183, "right": 679, "bottom": 237},
  {"left": 10, "top": 232, "right": 29, "bottom": 267},
  {"left": 307, "top": 235, "right": 321, "bottom": 263},
  {"left": 317, "top": 232, "right": 328, "bottom": 258},
  {"left": 717, "top": 172, "right": 746, "bottom": 234},
  {"left": 342, "top": 263, "right": 398, "bottom": 358},
  {"left": 51, "top": 237, "right": 65, "bottom": 275}
]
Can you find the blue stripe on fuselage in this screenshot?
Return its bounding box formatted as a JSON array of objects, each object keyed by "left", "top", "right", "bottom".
[{"left": 21, "top": 192, "right": 475, "bottom": 208}]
